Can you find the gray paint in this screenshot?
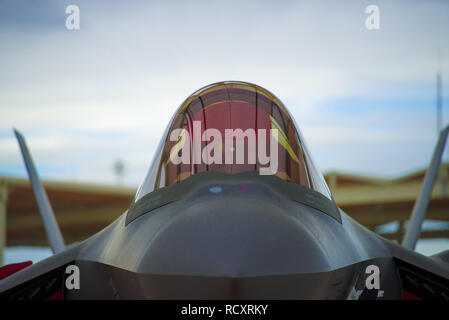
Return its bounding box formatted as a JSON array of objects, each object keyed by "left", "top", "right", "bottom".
[{"left": 403, "top": 125, "right": 449, "bottom": 249}]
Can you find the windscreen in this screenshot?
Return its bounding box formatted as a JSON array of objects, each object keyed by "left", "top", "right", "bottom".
[{"left": 135, "top": 82, "right": 332, "bottom": 201}]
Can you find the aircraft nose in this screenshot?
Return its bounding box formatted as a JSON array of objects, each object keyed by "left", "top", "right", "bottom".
[{"left": 137, "top": 195, "right": 334, "bottom": 298}]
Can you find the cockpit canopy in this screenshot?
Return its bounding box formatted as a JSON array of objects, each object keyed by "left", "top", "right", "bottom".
[{"left": 135, "top": 81, "right": 332, "bottom": 201}]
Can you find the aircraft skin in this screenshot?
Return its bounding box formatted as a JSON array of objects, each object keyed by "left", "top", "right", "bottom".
[{"left": 1, "top": 81, "right": 449, "bottom": 300}]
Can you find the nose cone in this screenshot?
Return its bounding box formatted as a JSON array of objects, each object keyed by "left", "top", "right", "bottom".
[{"left": 137, "top": 195, "right": 335, "bottom": 298}]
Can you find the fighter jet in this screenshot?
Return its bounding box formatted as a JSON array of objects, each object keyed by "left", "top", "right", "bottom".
[{"left": 1, "top": 81, "right": 449, "bottom": 299}]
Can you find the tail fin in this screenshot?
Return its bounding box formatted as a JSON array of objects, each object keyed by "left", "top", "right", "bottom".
[
  {"left": 402, "top": 125, "right": 449, "bottom": 250},
  {"left": 13, "top": 129, "right": 66, "bottom": 254}
]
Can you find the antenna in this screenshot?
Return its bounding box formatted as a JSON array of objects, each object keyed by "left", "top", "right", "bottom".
[
  {"left": 437, "top": 50, "right": 442, "bottom": 135},
  {"left": 436, "top": 51, "right": 446, "bottom": 196}
]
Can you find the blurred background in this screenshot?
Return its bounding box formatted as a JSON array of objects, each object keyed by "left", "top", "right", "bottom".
[{"left": 1, "top": 0, "right": 448, "bottom": 265}]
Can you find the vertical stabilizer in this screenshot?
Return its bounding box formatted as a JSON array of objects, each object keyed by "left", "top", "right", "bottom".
[
  {"left": 13, "top": 129, "right": 66, "bottom": 254},
  {"left": 402, "top": 125, "right": 449, "bottom": 249}
]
